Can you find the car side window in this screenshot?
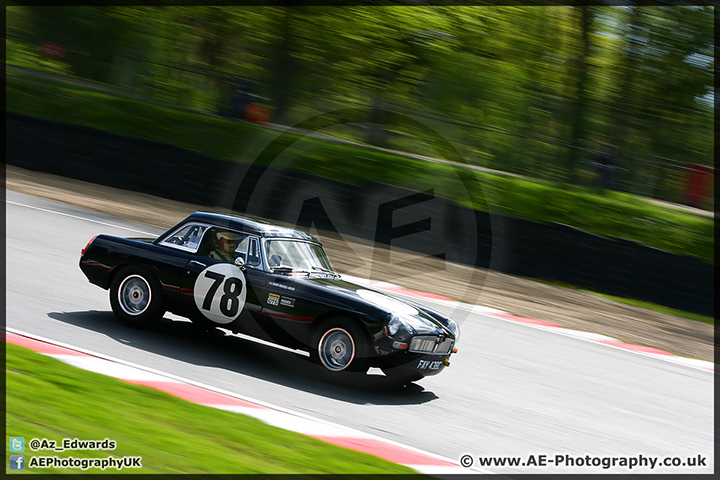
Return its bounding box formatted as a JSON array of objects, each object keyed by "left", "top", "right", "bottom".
[
  {"left": 198, "top": 228, "right": 247, "bottom": 263},
  {"left": 235, "top": 236, "right": 249, "bottom": 262},
  {"left": 247, "top": 237, "right": 261, "bottom": 267},
  {"left": 159, "top": 224, "right": 208, "bottom": 253}
]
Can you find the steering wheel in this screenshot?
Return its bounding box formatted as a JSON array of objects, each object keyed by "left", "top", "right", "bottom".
[{"left": 269, "top": 254, "right": 282, "bottom": 267}]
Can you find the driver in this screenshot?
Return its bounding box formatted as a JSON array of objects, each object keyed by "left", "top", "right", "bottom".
[{"left": 210, "top": 230, "right": 244, "bottom": 263}]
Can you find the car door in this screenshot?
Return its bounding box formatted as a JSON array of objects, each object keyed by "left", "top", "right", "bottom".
[
  {"left": 153, "top": 222, "right": 211, "bottom": 317},
  {"left": 184, "top": 228, "right": 264, "bottom": 328},
  {"left": 239, "top": 236, "right": 265, "bottom": 316}
]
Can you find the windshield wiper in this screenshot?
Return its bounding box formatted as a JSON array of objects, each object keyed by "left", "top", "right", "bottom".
[
  {"left": 312, "top": 265, "right": 334, "bottom": 273},
  {"left": 272, "top": 266, "right": 312, "bottom": 274},
  {"left": 310, "top": 266, "right": 340, "bottom": 278},
  {"left": 272, "top": 266, "right": 296, "bottom": 274}
]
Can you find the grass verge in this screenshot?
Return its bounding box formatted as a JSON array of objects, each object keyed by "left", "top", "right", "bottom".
[
  {"left": 5, "top": 68, "right": 713, "bottom": 264},
  {"left": 5, "top": 343, "right": 416, "bottom": 474},
  {"left": 586, "top": 293, "right": 715, "bottom": 326},
  {"left": 532, "top": 280, "right": 714, "bottom": 326}
]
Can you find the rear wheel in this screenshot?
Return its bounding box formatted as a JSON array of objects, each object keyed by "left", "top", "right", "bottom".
[
  {"left": 311, "top": 317, "right": 369, "bottom": 377},
  {"left": 110, "top": 266, "right": 165, "bottom": 328}
]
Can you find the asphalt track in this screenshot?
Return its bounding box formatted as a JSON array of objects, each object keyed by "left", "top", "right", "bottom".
[{"left": 5, "top": 190, "right": 714, "bottom": 474}]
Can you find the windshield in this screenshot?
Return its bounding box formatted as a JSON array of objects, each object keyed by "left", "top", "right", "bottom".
[{"left": 265, "top": 240, "right": 333, "bottom": 272}]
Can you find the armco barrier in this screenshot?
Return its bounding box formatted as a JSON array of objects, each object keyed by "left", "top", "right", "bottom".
[{"left": 5, "top": 112, "right": 714, "bottom": 317}]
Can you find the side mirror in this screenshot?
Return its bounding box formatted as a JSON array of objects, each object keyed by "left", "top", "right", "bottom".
[{"left": 234, "top": 257, "right": 246, "bottom": 270}]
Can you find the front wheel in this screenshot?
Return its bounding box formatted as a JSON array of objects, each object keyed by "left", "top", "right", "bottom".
[
  {"left": 311, "top": 317, "right": 369, "bottom": 377},
  {"left": 110, "top": 266, "right": 165, "bottom": 328}
]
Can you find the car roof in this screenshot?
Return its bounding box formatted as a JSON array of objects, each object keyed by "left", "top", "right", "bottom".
[{"left": 183, "top": 212, "right": 321, "bottom": 243}]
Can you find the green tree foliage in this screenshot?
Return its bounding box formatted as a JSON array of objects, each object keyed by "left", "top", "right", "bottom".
[
  {"left": 19, "top": 7, "right": 132, "bottom": 84},
  {"left": 6, "top": 5, "right": 714, "bottom": 202}
]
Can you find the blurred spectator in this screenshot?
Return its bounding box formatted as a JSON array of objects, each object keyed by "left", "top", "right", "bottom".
[
  {"left": 595, "top": 144, "right": 619, "bottom": 191},
  {"left": 683, "top": 163, "right": 713, "bottom": 208},
  {"left": 230, "top": 77, "right": 255, "bottom": 120},
  {"left": 219, "top": 76, "right": 253, "bottom": 120}
]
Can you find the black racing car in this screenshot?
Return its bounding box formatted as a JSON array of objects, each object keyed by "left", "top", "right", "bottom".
[{"left": 79, "top": 212, "right": 459, "bottom": 382}]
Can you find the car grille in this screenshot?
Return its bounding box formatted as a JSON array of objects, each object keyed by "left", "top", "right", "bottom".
[{"left": 409, "top": 336, "right": 454, "bottom": 355}]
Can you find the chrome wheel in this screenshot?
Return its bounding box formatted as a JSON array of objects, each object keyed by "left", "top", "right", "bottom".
[
  {"left": 118, "top": 275, "right": 151, "bottom": 316},
  {"left": 110, "top": 267, "right": 164, "bottom": 329},
  {"left": 318, "top": 327, "right": 355, "bottom": 372}
]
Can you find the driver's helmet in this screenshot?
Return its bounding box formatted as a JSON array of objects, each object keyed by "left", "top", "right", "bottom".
[{"left": 215, "top": 230, "right": 243, "bottom": 251}]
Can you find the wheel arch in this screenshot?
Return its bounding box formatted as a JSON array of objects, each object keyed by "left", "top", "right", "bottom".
[
  {"left": 310, "top": 310, "right": 375, "bottom": 344},
  {"left": 107, "top": 262, "right": 161, "bottom": 290}
]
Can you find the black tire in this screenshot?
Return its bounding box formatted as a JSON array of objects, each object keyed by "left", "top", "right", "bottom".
[
  {"left": 310, "top": 317, "right": 369, "bottom": 376},
  {"left": 110, "top": 266, "right": 165, "bottom": 329}
]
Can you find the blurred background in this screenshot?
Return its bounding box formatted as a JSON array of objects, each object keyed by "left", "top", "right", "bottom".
[
  {"left": 5, "top": 5, "right": 715, "bottom": 207},
  {"left": 5, "top": 8, "right": 715, "bottom": 475}
]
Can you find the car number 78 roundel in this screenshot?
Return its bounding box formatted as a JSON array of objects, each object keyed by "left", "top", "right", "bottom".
[{"left": 193, "top": 263, "right": 247, "bottom": 324}]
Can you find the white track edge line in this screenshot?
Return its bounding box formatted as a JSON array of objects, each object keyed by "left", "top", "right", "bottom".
[
  {"left": 342, "top": 276, "right": 714, "bottom": 373},
  {"left": 7, "top": 327, "right": 487, "bottom": 473},
  {"left": 485, "top": 316, "right": 715, "bottom": 373},
  {"left": 6, "top": 200, "right": 156, "bottom": 235}
]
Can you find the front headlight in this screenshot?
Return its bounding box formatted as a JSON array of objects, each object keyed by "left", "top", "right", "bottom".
[
  {"left": 445, "top": 317, "right": 460, "bottom": 343},
  {"left": 387, "top": 315, "right": 404, "bottom": 336},
  {"left": 386, "top": 314, "right": 414, "bottom": 342},
  {"left": 388, "top": 314, "right": 439, "bottom": 338}
]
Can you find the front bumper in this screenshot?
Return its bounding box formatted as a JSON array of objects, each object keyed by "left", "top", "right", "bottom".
[{"left": 375, "top": 351, "right": 452, "bottom": 378}]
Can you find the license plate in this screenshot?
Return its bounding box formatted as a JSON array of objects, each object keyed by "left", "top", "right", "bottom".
[{"left": 417, "top": 359, "right": 443, "bottom": 371}]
